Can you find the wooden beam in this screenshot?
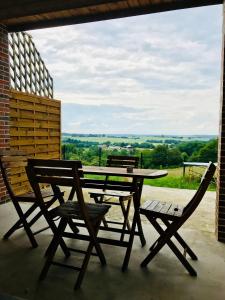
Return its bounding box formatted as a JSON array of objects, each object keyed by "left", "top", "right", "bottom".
[
  {"left": 0, "top": 0, "right": 123, "bottom": 21},
  {"left": 8, "top": 0, "right": 222, "bottom": 32}
]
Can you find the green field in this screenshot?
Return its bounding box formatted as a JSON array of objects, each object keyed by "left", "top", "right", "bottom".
[
  {"left": 85, "top": 167, "right": 216, "bottom": 191},
  {"left": 144, "top": 167, "right": 216, "bottom": 191},
  {"left": 62, "top": 134, "right": 215, "bottom": 144}
]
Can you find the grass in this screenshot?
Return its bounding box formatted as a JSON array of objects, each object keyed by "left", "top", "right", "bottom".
[{"left": 144, "top": 167, "right": 216, "bottom": 191}]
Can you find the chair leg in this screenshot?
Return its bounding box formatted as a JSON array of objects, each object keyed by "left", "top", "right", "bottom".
[
  {"left": 3, "top": 202, "right": 38, "bottom": 240},
  {"left": 92, "top": 195, "right": 108, "bottom": 228},
  {"left": 4, "top": 195, "right": 59, "bottom": 241},
  {"left": 40, "top": 217, "right": 69, "bottom": 280},
  {"left": 122, "top": 209, "right": 138, "bottom": 271},
  {"left": 68, "top": 219, "right": 79, "bottom": 234},
  {"left": 44, "top": 215, "right": 70, "bottom": 258},
  {"left": 74, "top": 221, "right": 102, "bottom": 290},
  {"left": 153, "top": 218, "right": 197, "bottom": 276},
  {"left": 141, "top": 216, "right": 177, "bottom": 266},
  {"left": 162, "top": 219, "right": 198, "bottom": 260},
  {"left": 86, "top": 220, "right": 106, "bottom": 266},
  {"left": 167, "top": 240, "right": 197, "bottom": 276},
  {"left": 119, "top": 197, "right": 131, "bottom": 242},
  {"left": 74, "top": 241, "right": 94, "bottom": 290},
  {"left": 136, "top": 211, "right": 146, "bottom": 247},
  {"left": 141, "top": 217, "right": 197, "bottom": 276},
  {"left": 8, "top": 202, "right": 38, "bottom": 248},
  {"left": 28, "top": 196, "right": 58, "bottom": 228}
]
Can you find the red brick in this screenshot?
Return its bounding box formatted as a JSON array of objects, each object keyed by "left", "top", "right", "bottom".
[{"left": 0, "top": 24, "right": 9, "bottom": 203}]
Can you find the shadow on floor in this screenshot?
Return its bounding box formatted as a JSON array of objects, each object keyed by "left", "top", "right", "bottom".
[{"left": 0, "top": 191, "right": 224, "bottom": 300}]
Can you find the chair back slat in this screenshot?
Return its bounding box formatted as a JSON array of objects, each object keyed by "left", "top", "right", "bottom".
[
  {"left": 27, "top": 166, "right": 78, "bottom": 178},
  {"left": 28, "top": 159, "right": 81, "bottom": 168},
  {"left": 102, "top": 155, "right": 139, "bottom": 191},
  {"left": 84, "top": 178, "right": 134, "bottom": 187},
  {"left": 106, "top": 155, "right": 139, "bottom": 168},
  {"left": 182, "top": 162, "right": 216, "bottom": 221},
  {"left": 32, "top": 176, "right": 75, "bottom": 186},
  {"left": 83, "top": 178, "right": 134, "bottom": 192},
  {"left": 28, "top": 159, "right": 83, "bottom": 178}
]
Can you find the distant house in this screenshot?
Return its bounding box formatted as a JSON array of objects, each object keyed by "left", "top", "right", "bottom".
[
  {"left": 108, "top": 146, "right": 122, "bottom": 150},
  {"left": 126, "top": 145, "right": 133, "bottom": 150}
]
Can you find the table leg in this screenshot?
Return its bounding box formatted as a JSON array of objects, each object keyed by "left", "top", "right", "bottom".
[
  {"left": 136, "top": 212, "right": 146, "bottom": 246},
  {"left": 122, "top": 209, "right": 137, "bottom": 271},
  {"left": 136, "top": 178, "right": 146, "bottom": 246},
  {"left": 122, "top": 179, "right": 146, "bottom": 271}
]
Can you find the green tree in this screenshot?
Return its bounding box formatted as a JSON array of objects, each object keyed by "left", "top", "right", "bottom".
[
  {"left": 177, "top": 141, "right": 205, "bottom": 157},
  {"left": 192, "top": 139, "right": 218, "bottom": 162},
  {"left": 167, "top": 148, "right": 183, "bottom": 166},
  {"left": 181, "top": 152, "right": 189, "bottom": 162},
  {"left": 150, "top": 144, "right": 169, "bottom": 167}
]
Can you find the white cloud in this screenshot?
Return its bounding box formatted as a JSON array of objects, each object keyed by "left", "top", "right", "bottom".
[{"left": 29, "top": 6, "right": 222, "bottom": 135}]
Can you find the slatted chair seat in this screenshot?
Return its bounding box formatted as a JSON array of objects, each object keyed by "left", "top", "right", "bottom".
[
  {"left": 54, "top": 201, "right": 110, "bottom": 220},
  {"left": 140, "top": 200, "right": 184, "bottom": 220},
  {"left": 90, "top": 190, "right": 132, "bottom": 199},
  {"left": 89, "top": 155, "right": 139, "bottom": 241},
  {"left": 0, "top": 150, "right": 61, "bottom": 248},
  {"left": 140, "top": 162, "right": 216, "bottom": 277}
]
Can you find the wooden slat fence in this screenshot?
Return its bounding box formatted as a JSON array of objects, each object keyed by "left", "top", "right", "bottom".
[{"left": 9, "top": 89, "right": 61, "bottom": 194}]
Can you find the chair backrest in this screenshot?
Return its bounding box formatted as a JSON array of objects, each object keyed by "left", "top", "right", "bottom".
[
  {"left": 26, "top": 159, "right": 89, "bottom": 220},
  {"left": 106, "top": 155, "right": 139, "bottom": 168},
  {"left": 101, "top": 155, "right": 139, "bottom": 191},
  {"left": 182, "top": 162, "right": 216, "bottom": 222},
  {"left": 0, "top": 150, "right": 30, "bottom": 198}
]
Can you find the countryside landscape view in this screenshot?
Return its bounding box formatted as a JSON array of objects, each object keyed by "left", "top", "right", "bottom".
[{"left": 62, "top": 133, "right": 218, "bottom": 190}]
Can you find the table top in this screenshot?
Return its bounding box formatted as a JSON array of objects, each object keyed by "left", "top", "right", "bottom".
[{"left": 82, "top": 166, "right": 168, "bottom": 179}]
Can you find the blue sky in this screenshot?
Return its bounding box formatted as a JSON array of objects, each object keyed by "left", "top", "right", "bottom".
[{"left": 29, "top": 5, "right": 222, "bottom": 135}]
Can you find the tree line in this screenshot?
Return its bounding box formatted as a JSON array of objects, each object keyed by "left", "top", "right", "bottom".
[{"left": 62, "top": 139, "right": 218, "bottom": 168}]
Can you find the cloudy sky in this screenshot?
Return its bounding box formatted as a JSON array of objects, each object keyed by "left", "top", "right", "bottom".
[{"left": 29, "top": 5, "right": 222, "bottom": 135}]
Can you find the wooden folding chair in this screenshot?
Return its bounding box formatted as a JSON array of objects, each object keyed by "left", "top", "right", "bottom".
[
  {"left": 89, "top": 155, "right": 139, "bottom": 241},
  {"left": 0, "top": 150, "right": 60, "bottom": 248},
  {"left": 26, "top": 159, "right": 110, "bottom": 289},
  {"left": 140, "top": 162, "right": 216, "bottom": 276}
]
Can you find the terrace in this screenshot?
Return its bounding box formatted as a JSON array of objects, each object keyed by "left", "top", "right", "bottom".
[
  {"left": 0, "top": 186, "right": 224, "bottom": 300},
  {"left": 0, "top": 0, "right": 225, "bottom": 299}
]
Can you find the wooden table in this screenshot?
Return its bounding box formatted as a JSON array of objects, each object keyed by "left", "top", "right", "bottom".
[{"left": 82, "top": 166, "right": 168, "bottom": 270}]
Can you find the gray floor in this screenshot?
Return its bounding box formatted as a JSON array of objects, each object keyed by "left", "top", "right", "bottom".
[{"left": 0, "top": 187, "right": 225, "bottom": 300}]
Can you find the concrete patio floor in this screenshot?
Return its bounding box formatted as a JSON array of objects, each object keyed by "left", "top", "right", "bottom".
[{"left": 0, "top": 186, "right": 225, "bottom": 300}]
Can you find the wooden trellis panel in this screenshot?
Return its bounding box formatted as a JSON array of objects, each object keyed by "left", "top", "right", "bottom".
[
  {"left": 9, "top": 89, "right": 61, "bottom": 194},
  {"left": 9, "top": 32, "right": 53, "bottom": 98}
]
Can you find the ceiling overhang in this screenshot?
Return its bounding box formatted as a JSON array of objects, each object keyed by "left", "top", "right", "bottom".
[{"left": 0, "top": 0, "right": 222, "bottom": 32}]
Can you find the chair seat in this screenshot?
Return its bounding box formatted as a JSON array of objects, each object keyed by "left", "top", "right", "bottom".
[
  {"left": 89, "top": 190, "right": 132, "bottom": 199},
  {"left": 55, "top": 201, "right": 111, "bottom": 220},
  {"left": 16, "top": 188, "right": 55, "bottom": 202},
  {"left": 140, "top": 200, "right": 184, "bottom": 220}
]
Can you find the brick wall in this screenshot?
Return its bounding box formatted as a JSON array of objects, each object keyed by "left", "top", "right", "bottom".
[
  {"left": 216, "top": 3, "right": 225, "bottom": 242},
  {"left": 0, "top": 24, "right": 10, "bottom": 203}
]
